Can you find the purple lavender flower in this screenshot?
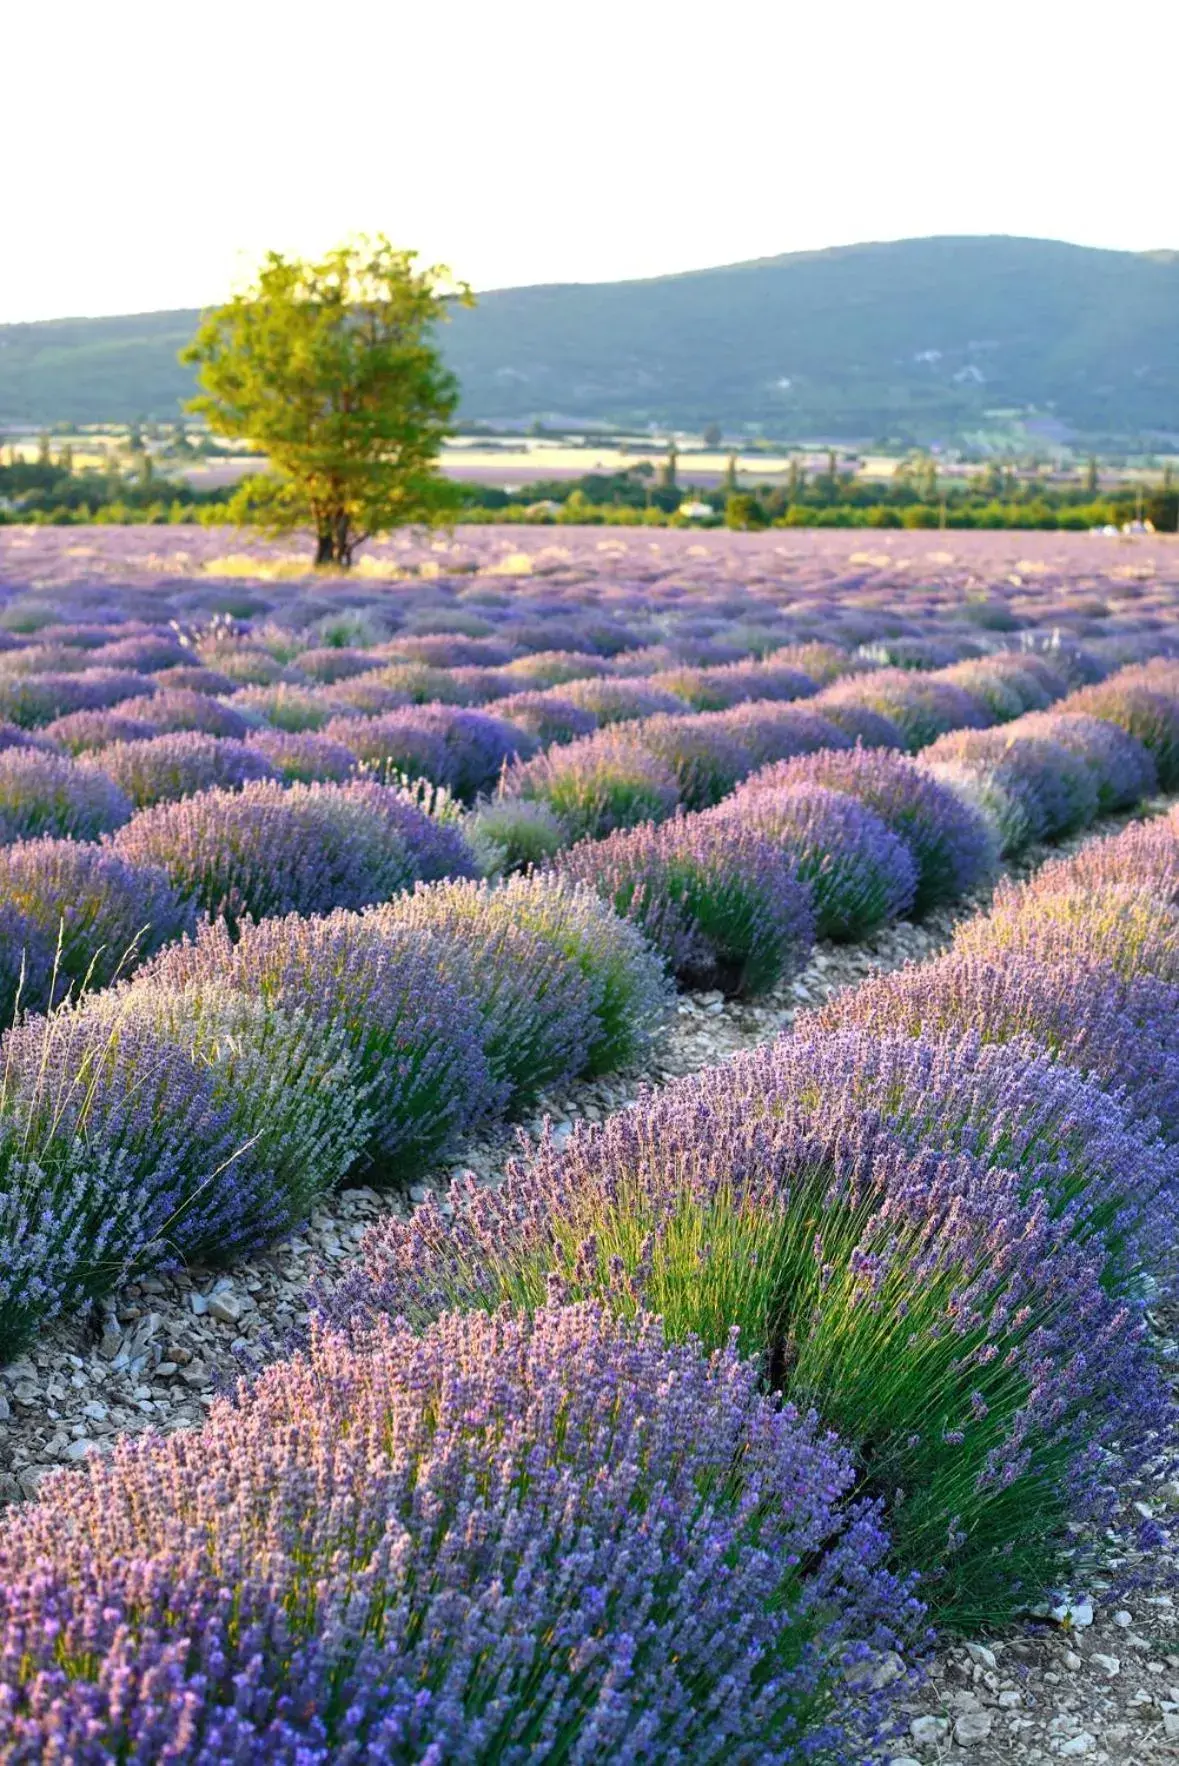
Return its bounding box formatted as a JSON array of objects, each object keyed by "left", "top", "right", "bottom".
[
  {"left": 142, "top": 911, "right": 496, "bottom": 1181},
  {"left": 555, "top": 814, "right": 815, "bottom": 996},
  {"left": 341, "top": 1061, "right": 1168, "bottom": 1629},
  {"left": 560, "top": 675, "right": 685, "bottom": 723},
  {"left": 0, "top": 750, "right": 132, "bottom": 842},
  {"left": 740, "top": 746, "right": 997, "bottom": 911},
  {"left": 709, "top": 783, "right": 918, "bottom": 938},
  {"left": 0, "top": 837, "right": 194, "bottom": 996},
  {"left": 0, "top": 1302, "right": 919, "bottom": 1762},
  {"left": 1058, "top": 671, "right": 1179, "bottom": 788}
]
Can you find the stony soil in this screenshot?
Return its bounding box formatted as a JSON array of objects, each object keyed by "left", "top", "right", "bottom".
[{"left": 1, "top": 797, "right": 1175, "bottom": 1763}]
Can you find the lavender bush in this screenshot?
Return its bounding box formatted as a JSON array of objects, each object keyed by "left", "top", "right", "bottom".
[
  {"left": 111, "top": 779, "right": 475, "bottom": 927},
  {"left": 955, "top": 881, "right": 1179, "bottom": 984},
  {"left": 493, "top": 688, "right": 600, "bottom": 745},
  {"left": 712, "top": 784, "right": 918, "bottom": 938},
  {"left": 560, "top": 676, "right": 684, "bottom": 723},
  {"left": 740, "top": 747, "right": 997, "bottom": 911},
  {"left": 0, "top": 750, "right": 132, "bottom": 843},
  {"left": 555, "top": 816, "right": 815, "bottom": 996},
  {"left": 490, "top": 870, "right": 671, "bottom": 1071},
  {"left": 506, "top": 727, "right": 681, "bottom": 841},
  {"left": 627, "top": 712, "right": 755, "bottom": 809},
  {"left": 0, "top": 670, "right": 153, "bottom": 728},
  {"left": 921, "top": 729, "right": 1098, "bottom": 853},
  {"left": 1058, "top": 675, "right": 1179, "bottom": 788},
  {"left": 42, "top": 709, "right": 161, "bottom": 752},
  {"left": 465, "top": 796, "right": 567, "bottom": 874},
  {"left": 247, "top": 727, "right": 359, "bottom": 783},
  {"left": 0, "top": 1302, "right": 918, "bottom": 1763},
  {"left": 143, "top": 912, "right": 496, "bottom": 1181},
  {"left": 87, "top": 732, "right": 279, "bottom": 807},
  {"left": 816, "top": 669, "right": 993, "bottom": 751},
  {"left": 121, "top": 686, "right": 251, "bottom": 739},
  {"left": 803, "top": 949, "right": 1179, "bottom": 1142},
  {"left": 342, "top": 1071, "right": 1168, "bottom": 1630},
  {"left": 1011, "top": 711, "right": 1157, "bottom": 811},
  {"left": 0, "top": 838, "right": 194, "bottom": 998},
  {"left": 370, "top": 880, "right": 598, "bottom": 1106}
]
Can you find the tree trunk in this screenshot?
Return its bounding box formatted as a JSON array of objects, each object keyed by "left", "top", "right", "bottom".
[
  {"left": 314, "top": 529, "right": 334, "bottom": 567},
  {"left": 334, "top": 513, "right": 352, "bottom": 568}
]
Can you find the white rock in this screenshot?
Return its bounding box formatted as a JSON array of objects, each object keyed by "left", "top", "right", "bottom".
[
  {"left": 953, "top": 1712, "right": 993, "bottom": 1747},
  {"left": 909, "top": 1714, "right": 949, "bottom": 1744},
  {"left": 1112, "top": 1609, "right": 1132, "bottom": 1627},
  {"left": 965, "top": 1642, "right": 997, "bottom": 1671},
  {"left": 63, "top": 1438, "right": 94, "bottom": 1462},
  {"left": 1089, "top": 1652, "right": 1120, "bottom": 1677},
  {"left": 1163, "top": 1713, "right": 1179, "bottom": 1740},
  {"left": 1056, "top": 1735, "right": 1096, "bottom": 1758},
  {"left": 207, "top": 1291, "right": 243, "bottom": 1326}
]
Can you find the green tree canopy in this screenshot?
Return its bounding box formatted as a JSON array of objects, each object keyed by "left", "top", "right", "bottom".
[{"left": 183, "top": 237, "right": 472, "bottom": 566}]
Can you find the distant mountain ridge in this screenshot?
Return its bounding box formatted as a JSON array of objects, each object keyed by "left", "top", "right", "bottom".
[{"left": 2, "top": 236, "right": 1177, "bottom": 447}]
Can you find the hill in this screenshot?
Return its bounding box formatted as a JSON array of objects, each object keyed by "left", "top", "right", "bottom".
[{"left": 2, "top": 237, "right": 1177, "bottom": 447}]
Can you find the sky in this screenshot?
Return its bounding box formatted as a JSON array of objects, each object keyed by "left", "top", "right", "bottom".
[{"left": 6, "top": 0, "right": 1178, "bottom": 324}]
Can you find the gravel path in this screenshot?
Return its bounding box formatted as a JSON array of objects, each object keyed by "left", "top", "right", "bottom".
[{"left": 1, "top": 798, "right": 1175, "bottom": 1763}]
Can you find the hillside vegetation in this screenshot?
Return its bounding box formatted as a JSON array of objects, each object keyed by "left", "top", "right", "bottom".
[{"left": 2, "top": 236, "right": 1177, "bottom": 445}]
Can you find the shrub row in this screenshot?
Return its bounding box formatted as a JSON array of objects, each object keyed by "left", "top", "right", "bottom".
[
  {"left": 325, "top": 796, "right": 1179, "bottom": 1663},
  {"left": 0, "top": 871, "right": 671, "bottom": 1363}
]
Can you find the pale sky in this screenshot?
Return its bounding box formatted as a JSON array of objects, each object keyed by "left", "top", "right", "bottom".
[{"left": 5, "top": 0, "right": 1177, "bottom": 323}]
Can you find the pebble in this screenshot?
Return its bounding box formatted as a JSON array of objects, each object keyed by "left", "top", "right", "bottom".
[{"left": 953, "top": 1710, "right": 993, "bottom": 1746}]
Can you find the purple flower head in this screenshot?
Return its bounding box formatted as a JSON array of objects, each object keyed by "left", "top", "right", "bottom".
[
  {"left": 740, "top": 746, "right": 997, "bottom": 912},
  {"left": 555, "top": 813, "right": 815, "bottom": 996},
  {"left": 0, "top": 1302, "right": 918, "bottom": 1762},
  {"left": 709, "top": 783, "right": 918, "bottom": 938},
  {"left": 506, "top": 726, "right": 681, "bottom": 841},
  {"left": 142, "top": 910, "right": 496, "bottom": 1182}
]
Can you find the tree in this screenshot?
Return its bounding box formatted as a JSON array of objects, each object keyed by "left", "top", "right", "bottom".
[
  {"left": 722, "top": 454, "right": 739, "bottom": 493},
  {"left": 702, "top": 422, "right": 722, "bottom": 447},
  {"left": 182, "top": 236, "right": 472, "bottom": 567},
  {"left": 659, "top": 443, "right": 678, "bottom": 490}
]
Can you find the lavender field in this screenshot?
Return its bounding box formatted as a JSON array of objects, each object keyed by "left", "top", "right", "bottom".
[{"left": 0, "top": 522, "right": 1178, "bottom": 1761}]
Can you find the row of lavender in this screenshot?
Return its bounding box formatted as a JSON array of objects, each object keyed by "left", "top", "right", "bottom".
[
  {"left": 0, "top": 642, "right": 1157, "bottom": 1017},
  {"left": 0, "top": 649, "right": 1170, "bottom": 1024},
  {"left": 0, "top": 655, "right": 1176, "bottom": 1361},
  {"left": 3, "top": 764, "right": 1177, "bottom": 1759}
]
